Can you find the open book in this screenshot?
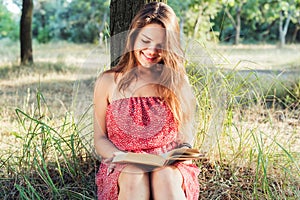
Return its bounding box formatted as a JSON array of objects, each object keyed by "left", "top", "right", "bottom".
[{"left": 112, "top": 148, "right": 205, "bottom": 167}]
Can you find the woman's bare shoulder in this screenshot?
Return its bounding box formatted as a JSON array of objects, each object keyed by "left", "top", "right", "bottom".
[
  {"left": 94, "top": 71, "right": 119, "bottom": 102},
  {"left": 96, "top": 71, "right": 116, "bottom": 84}
]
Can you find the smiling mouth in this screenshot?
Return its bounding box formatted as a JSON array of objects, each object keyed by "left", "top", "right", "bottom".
[{"left": 142, "top": 52, "right": 159, "bottom": 63}]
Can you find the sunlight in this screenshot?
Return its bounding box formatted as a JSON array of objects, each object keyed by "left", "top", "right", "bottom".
[{"left": 3, "top": 0, "right": 20, "bottom": 14}]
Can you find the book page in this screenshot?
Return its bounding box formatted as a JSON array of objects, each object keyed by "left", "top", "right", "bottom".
[
  {"left": 112, "top": 152, "right": 166, "bottom": 166},
  {"left": 161, "top": 148, "right": 203, "bottom": 159},
  {"left": 112, "top": 148, "right": 205, "bottom": 167}
]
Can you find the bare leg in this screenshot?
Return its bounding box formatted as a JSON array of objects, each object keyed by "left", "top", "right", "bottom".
[
  {"left": 151, "top": 166, "right": 186, "bottom": 200},
  {"left": 118, "top": 165, "right": 150, "bottom": 200}
]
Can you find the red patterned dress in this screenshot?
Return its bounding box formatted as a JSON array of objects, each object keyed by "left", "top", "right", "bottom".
[{"left": 96, "top": 96, "right": 200, "bottom": 200}]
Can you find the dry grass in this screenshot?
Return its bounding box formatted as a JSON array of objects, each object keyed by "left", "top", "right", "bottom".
[{"left": 215, "top": 44, "right": 300, "bottom": 70}]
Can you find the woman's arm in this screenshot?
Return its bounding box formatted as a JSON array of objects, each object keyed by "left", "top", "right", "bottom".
[{"left": 93, "top": 72, "right": 123, "bottom": 159}]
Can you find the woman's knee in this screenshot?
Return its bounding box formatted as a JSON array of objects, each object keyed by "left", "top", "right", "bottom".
[
  {"left": 118, "top": 165, "right": 150, "bottom": 200},
  {"left": 151, "top": 166, "right": 183, "bottom": 185},
  {"left": 151, "top": 166, "right": 186, "bottom": 199},
  {"left": 118, "top": 165, "right": 149, "bottom": 190}
]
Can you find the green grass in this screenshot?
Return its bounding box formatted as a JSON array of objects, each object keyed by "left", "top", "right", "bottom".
[
  {"left": 185, "top": 47, "right": 300, "bottom": 199},
  {"left": 0, "top": 41, "right": 299, "bottom": 199},
  {"left": 1, "top": 91, "right": 97, "bottom": 199}
]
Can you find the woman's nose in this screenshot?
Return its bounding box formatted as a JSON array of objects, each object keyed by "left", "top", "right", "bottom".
[{"left": 147, "top": 46, "right": 161, "bottom": 54}]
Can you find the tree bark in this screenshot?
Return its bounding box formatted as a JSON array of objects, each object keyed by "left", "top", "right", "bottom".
[
  {"left": 279, "top": 11, "right": 291, "bottom": 48},
  {"left": 224, "top": 8, "right": 237, "bottom": 43},
  {"left": 235, "top": 5, "right": 241, "bottom": 45},
  {"left": 110, "top": 0, "right": 166, "bottom": 67},
  {"left": 292, "top": 25, "right": 300, "bottom": 43},
  {"left": 20, "top": 0, "right": 34, "bottom": 65},
  {"left": 224, "top": 3, "right": 243, "bottom": 45}
]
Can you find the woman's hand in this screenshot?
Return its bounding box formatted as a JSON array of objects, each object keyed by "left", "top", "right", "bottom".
[{"left": 103, "top": 151, "right": 126, "bottom": 175}]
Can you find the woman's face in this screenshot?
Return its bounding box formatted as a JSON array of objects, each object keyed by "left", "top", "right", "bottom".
[{"left": 133, "top": 23, "right": 166, "bottom": 68}]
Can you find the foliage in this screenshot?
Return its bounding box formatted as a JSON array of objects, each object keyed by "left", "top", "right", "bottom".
[
  {"left": 168, "top": 0, "right": 300, "bottom": 44},
  {"left": 169, "top": 0, "right": 221, "bottom": 42},
  {"left": 32, "top": 0, "right": 109, "bottom": 43},
  {"left": 214, "top": 0, "right": 300, "bottom": 44},
  {"left": 0, "top": 0, "right": 19, "bottom": 40},
  {"left": 2, "top": 0, "right": 300, "bottom": 44}
]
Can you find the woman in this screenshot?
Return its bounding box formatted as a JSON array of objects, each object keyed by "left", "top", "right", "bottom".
[{"left": 94, "top": 2, "right": 200, "bottom": 200}]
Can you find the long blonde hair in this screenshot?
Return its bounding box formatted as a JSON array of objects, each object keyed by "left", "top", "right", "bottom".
[{"left": 107, "top": 2, "right": 195, "bottom": 139}]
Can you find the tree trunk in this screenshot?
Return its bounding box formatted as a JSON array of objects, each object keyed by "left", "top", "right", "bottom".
[
  {"left": 224, "top": 7, "right": 237, "bottom": 44},
  {"left": 292, "top": 25, "right": 300, "bottom": 43},
  {"left": 110, "top": 0, "right": 166, "bottom": 67},
  {"left": 279, "top": 11, "right": 291, "bottom": 48},
  {"left": 279, "top": 11, "right": 285, "bottom": 48},
  {"left": 20, "top": 0, "right": 34, "bottom": 65},
  {"left": 234, "top": 5, "right": 241, "bottom": 45}
]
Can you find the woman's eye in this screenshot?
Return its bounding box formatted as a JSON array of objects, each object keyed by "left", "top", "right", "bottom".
[{"left": 141, "top": 39, "right": 150, "bottom": 43}]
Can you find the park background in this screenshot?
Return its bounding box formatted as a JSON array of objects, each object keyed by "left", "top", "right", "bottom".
[{"left": 0, "top": 0, "right": 300, "bottom": 199}]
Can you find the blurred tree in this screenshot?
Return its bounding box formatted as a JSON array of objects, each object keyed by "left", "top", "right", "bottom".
[
  {"left": 169, "top": 0, "right": 221, "bottom": 42},
  {"left": 222, "top": 0, "right": 247, "bottom": 45},
  {"left": 3, "top": 0, "right": 299, "bottom": 46},
  {"left": 32, "top": 0, "right": 109, "bottom": 43},
  {"left": 32, "top": 0, "right": 56, "bottom": 43},
  {"left": 190, "top": 0, "right": 220, "bottom": 41},
  {"left": 20, "top": 0, "right": 33, "bottom": 65},
  {"left": 257, "top": 0, "right": 300, "bottom": 47},
  {"left": 242, "top": 0, "right": 265, "bottom": 42},
  {"left": 0, "top": 0, "right": 19, "bottom": 40},
  {"left": 110, "top": 0, "right": 166, "bottom": 67},
  {"left": 168, "top": 0, "right": 192, "bottom": 39},
  {"left": 278, "top": 0, "right": 300, "bottom": 47},
  {"left": 291, "top": 17, "right": 300, "bottom": 42},
  {"left": 64, "top": 0, "right": 109, "bottom": 43}
]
